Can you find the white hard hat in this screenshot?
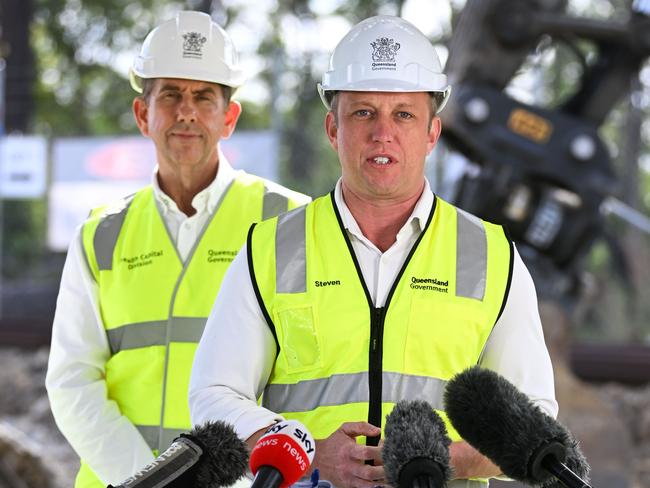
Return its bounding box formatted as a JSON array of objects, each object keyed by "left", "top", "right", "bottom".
[
  {"left": 318, "top": 15, "right": 451, "bottom": 113},
  {"left": 130, "top": 11, "right": 245, "bottom": 93}
]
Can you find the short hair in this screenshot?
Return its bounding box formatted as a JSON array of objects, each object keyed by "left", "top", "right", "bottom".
[
  {"left": 140, "top": 78, "right": 233, "bottom": 107},
  {"left": 327, "top": 91, "right": 441, "bottom": 129}
]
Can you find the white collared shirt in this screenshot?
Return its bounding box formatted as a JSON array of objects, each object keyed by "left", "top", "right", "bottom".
[
  {"left": 152, "top": 157, "right": 238, "bottom": 261},
  {"left": 46, "top": 156, "right": 242, "bottom": 485},
  {"left": 189, "top": 178, "right": 558, "bottom": 442},
  {"left": 337, "top": 179, "right": 434, "bottom": 307}
]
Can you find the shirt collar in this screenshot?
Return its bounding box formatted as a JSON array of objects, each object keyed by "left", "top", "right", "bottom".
[
  {"left": 152, "top": 149, "right": 239, "bottom": 217},
  {"left": 333, "top": 177, "right": 434, "bottom": 240}
]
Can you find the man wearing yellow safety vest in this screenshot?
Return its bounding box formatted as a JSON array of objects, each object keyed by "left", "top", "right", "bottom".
[
  {"left": 45, "top": 11, "right": 309, "bottom": 488},
  {"left": 190, "top": 15, "right": 557, "bottom": 488}
]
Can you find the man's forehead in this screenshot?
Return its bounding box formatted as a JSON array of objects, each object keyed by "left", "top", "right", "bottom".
[
  {"left": 153, "top": 78, "right": 222, "bottom": 93},
  {"left": 340, "top": 90, "right": 430, "bottom": 107}
]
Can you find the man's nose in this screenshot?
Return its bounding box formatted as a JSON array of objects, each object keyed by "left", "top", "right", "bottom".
[
  {"left": 371, "top": 115, "right": 394, "bottom": 143},
  {"left": 177, "top": 98, "right": 197, "bottom": 123}
]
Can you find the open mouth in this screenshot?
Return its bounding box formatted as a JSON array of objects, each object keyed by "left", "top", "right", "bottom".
[{"left": 370, "top": 156, "right": 392, "bottom": 165}]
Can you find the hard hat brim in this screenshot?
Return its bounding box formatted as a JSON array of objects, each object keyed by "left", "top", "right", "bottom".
[{"left": 317, "top": 83, "right": 451, "bottom": 114}]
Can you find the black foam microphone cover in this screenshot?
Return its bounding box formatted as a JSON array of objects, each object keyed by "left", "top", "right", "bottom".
[
  {"left": 383, "top": 400, "right": 451, "bottom": 488},
  {"left": 444, "top": 366, "right": 590, "bottom": 488},
  {"left": 190, "top": 420, "right": 249, "bottom": 487}
]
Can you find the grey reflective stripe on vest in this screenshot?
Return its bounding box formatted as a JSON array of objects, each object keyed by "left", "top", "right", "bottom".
[
  {"left": 136, "top": 425, "right": 187, "bottom": 452},
  {"left": 263, "top": 372, "right": 446, "bottom": 413},
  {"left": 106, "top": 317, "right": 206, "bottom": 355},
  {"left": 94, "top": 185, "right": 288, "bottom": 271},
  {"left": 94, "top": 196, "right": 135, "bottom": 271},
  {"left": 276, "top": 206, "right": 307, "bottom": 293},
  {"left": 263, "top": 186, "right": 290, "bottom": 220},
  {"left": 455, "top": 208, "right": 487, "bottom": 300},
  {"left": 274, "top": 203, "right": 488, "bottom": 300}
]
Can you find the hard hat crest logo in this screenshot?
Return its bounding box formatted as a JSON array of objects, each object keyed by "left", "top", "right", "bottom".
[
  {"left": 182, "top": 32, "right": 207, "bottom": 59},
  {"left": 370, "top": 37, "right": 400, "bottom": 71}
]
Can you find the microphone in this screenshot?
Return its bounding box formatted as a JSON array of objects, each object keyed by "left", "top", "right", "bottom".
[
  {"left": 443, "top": 366, "right": 591, "bottom": 488},
  {"left": 249, "top": 419, "right": 316, "bottom": 488},
  {"left": 109, "top": 420, "right": 248, "bottom": 488},
  {"left": 383, "top": 400, "right": 451, "bottom": 488}
]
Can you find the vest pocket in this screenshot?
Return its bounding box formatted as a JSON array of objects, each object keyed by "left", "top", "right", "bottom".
[
  {"left": 404, "top": 298, "right": 488, "bottom": 377},
  {"left": 276, "top": 306, "right": 322, "bottom": 373}
]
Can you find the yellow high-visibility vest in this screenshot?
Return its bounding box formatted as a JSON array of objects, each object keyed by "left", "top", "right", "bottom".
[
  {"left": 248, "top": 193, "right": 512, "bottom": 487},
  {"left": 75, "top": 174, "right": 306, "bottom": 488}
]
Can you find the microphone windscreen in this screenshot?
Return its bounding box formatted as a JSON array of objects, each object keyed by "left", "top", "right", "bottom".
[
  {"left": 443, "top": 367, "right": 589, "bottom": 485},
  {"left": 383, "top": 400, "right": 451, "bottom": 488},
  {"left": 189, "top": 420, "right": 249, "bottom": 487}
]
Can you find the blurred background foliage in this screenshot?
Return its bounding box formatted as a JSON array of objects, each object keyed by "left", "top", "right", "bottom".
[{"left": 0, "top": 0, "right": 649, "bottom": 344}]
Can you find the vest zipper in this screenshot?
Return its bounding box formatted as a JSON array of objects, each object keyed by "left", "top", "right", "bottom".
[
  {"left": 328, "top": 192, "right": 438, "bottom": 448},
  {"left": 367, "top": 305, "right": 386, "bottom": 447}
]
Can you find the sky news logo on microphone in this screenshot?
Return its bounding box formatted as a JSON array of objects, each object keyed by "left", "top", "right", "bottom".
[
  {"left": 262, "top": 421, "right": 315, "bottom": 470},
  {"left": 250, "top": 420, "right": 317, "bottom": 488}
]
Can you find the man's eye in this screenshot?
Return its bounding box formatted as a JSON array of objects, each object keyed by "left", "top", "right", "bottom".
[
  {"left": 397, "top": 111, "right": 413, "bottom": 119},
  {"left": 354, "top": 109, "right": 371, "bottom": 117}
]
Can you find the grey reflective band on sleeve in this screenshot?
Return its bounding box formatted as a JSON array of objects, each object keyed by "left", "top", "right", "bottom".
[
  {"left": 455, "top": 208, "right": 487, "bottom": 300},
  {"left": 135, "top": 425, "right": 188, "bottom": 452},
  {"left": 275, "top": 206, "right": 307, "bottom": 294},
  {"left": 106, "top": 317, "right": 207, "bottom": 355},
  {"left": 263, "top": 187, "right": 290, "bottom": 220},
  {"left": 94, "top": 196, "right": 135, "bottom": 271},
  {"left": 262, "top": 372, "right": 446, "bottom": 413}
]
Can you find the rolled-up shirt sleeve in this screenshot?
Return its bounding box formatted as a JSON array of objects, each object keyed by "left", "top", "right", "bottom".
[
  {"left": 479, "top": 245, "right": 558, "bottom": 418},
  {"left": 189, "top": 244, "right": 283, "bottom": 440}
]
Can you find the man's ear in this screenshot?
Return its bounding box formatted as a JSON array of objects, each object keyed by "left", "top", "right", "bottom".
[
  {"left": 325, "top": 111, "right": 338, "bottom": 151},
  {"left": 426, "top": 116, "right": 442, "bottom": 155},
  {"left": 220, "top": 101, "right": 242, "bottom": 139},
  {"left": 133, "top": 97, "right": 149, "bottom": 137}
]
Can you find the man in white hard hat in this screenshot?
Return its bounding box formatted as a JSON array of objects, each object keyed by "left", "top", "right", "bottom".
[
  {"left": 46, "top": 11, "right": 308, "bottom": 488},
  {"left": 190, "top": 15, "right": 557, "bottom": 488}
]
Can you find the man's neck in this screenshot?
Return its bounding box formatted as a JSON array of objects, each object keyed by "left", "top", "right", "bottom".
[
  {"left": 342, "top": 183, "right": 424, "bottom": 253},
  {"left": 157, "top": 162, "right": 218, "bottom": 216}
]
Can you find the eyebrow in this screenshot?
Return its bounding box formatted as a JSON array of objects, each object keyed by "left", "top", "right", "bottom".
[
  {"left": 348, "top": 101, "right": 419, "bottom": 111},
  {"left": 192, "top": 87, "right": 218, "bottom": 97},
  {"left": 158, "top": 84, "right": 218, "bottom": 97}
]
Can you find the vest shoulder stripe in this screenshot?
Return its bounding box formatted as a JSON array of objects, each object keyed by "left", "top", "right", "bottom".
[
  {"left": 455, "top": 207, "right": 487, "bottom": 300},
  {"left": 247, "top": 224, "right": 280, "bottom": 353},
  {"left": 275, "top": 205, "right": 307, "bottom": 294},
  {"left": 262, "top": 372, "right": 447, "bottom": 413},
  {"left": 262, "top": 186, "right": 290, "bottom": 220},
  {"left": 93, "top": 194, "right": 136, "bottom": 271}
]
